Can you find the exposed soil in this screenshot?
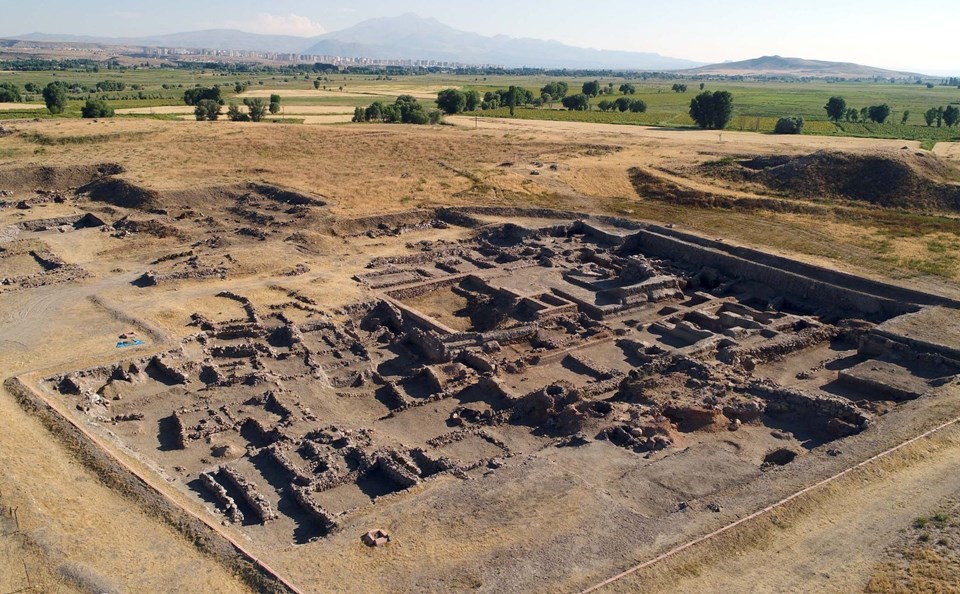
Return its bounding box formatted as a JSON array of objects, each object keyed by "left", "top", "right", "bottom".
[{"left": 698, "top": 150, "right": 960, "bottom": 211}]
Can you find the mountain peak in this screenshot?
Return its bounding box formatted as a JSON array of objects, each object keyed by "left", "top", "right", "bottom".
[{"left": 306, "top": 16, "right": 701, "bottom": 69}]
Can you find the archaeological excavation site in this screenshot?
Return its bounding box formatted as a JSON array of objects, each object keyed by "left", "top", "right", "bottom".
[{"left": 2, "top": 128, "right": 960, "bottom": 594}]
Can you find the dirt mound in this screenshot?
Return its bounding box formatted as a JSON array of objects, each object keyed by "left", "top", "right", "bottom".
[
  {"left": 0, "top": 163, "right": 123, "bottom": 193},
  {"left": 80, "top": 178, "right": 160, "bottom": 210},
  {"left": 702, "top": 150, "right": 960, "bottom": 211},
  {"left": 247, "top": 183, "right": 327, "bottom": 207},
  {"left": 628, "top": 167, "right": 822, "bottom": 215}
]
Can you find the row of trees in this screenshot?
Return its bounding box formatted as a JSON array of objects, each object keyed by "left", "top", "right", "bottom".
[
  {"left": 352, "top": 95, "right": 443, "bottom": 125},
  {"left": 434, "top": 83, "right": 648, "bottom": 115},
  {"left": 195, "top": 98, "right": 274, "bottom": 122},
  {"left": 824, "top": 97, "right": 894, "bottom": 124},
  {"left": 0, "top": 81, "right": 135, "bottom": 102},
  {"left": 924, "top": 106, "right": 960, "bottom": 127},
  {"left": 597, "top": 97, "right": 648, "bottom": 112}
]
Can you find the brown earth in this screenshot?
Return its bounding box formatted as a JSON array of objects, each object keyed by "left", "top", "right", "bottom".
[{"left": 1, "top": 115, "right": 960, "bottom": 593}]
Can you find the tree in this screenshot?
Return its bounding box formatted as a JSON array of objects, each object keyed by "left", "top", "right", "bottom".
[
  {"left": 436, "top": 88, "right": 467, "bottom": 114},
  {"left": 42, "top": 82, "right": 67, "bottom": 114},
  {"left": 464, "top": 90, "right": 481, "bottom": 111},
  {"left": 506, "top": 85, "right": 518, "bottom": 117},
  {"left": 945, "top": 105, "right": 960, "bottom": 128},
  {"left": 867, "top": 104, "right": 891, "bottom": 124},
  {"left": 269, "top": 94, "right": 281, "bottom": 115},
  {"left": 860, "top": 107, "right": 869, "bottom": 123},
  {"left": 773, "top": 116, "right": 804, "bottom": 134},
  {"left": 194, "top": 99, "right": 221, "bottom": 121},
  {"left": 228, "top": 103, "right": 250, "bottom": 121},
  {"left": 672, "top": 83, "right": 688, "bottom": 93},
  {"left": 582, "top": 80, "right": 600, "bottom": 97},
  {"left": 629, "top": 99, "right": 648, "bottom": 113},
  {"left": 598, "top": 100, "right": 613, "bottom": 112},
  {"left": 428, "top": 110, "right": 444, "bottom": 125},
  {"left": 395, "top": 95, "right": 424, "bottom": 123},
  {"left": 699, "top": 82, "right": 705, "bottom": 90},
  {"left": 243, "top": 97, "right": 267, "bottom": 121},
  {"left": 313, "top": 80, "right": 321, "bottom": 90},
  {"left": 689, "top": 90, "right": 734, "bottom": 129},
  {"left": 381, "top": 103, "right": 401, "bottom": 123},
  {"left": 901, "top": 110, "right": 910, "bottom": 125},
  {"left": 619, "top": 83, "right": 636, "bottom": 95},
  {"left": 937, "top": 106, "right": 945, "bottom": 127},
  {"left": 0, "top": 82, "right": 22, "bottom": 103},
  {"left": 81, "top": 99, "right": 114, "bottom": 118},
  {"left": 352, "top": 106, "right": 364, "bottom": 122},
  {"left": 824, "top": 96, "right": 846, "bottom": 122},
  {"left": 845, "top": 107, "right": 859, "bottom": 122},
  {"left": 96, "top": 80, "right": 125, "bottom": 92},
  {"left": 183, "top": 86, "right": 222, "bottom": 106},
  {"left": 23, "top": 82, "right": 39, "bottom": 94},
  {"left": 365, "top": 101, "right": 383, "bottom": 121},
  {"left": 924, "top": 108, "right": 937, "bottom": 127},
  {"left": 614, "top": 97, "right": 632, "bottom": 112},
  {"left": 561, "top": 93, "right": 590, "bottom": 111},
  {"left": 541, "top": 81, "right": 569, "bottom": 101}
]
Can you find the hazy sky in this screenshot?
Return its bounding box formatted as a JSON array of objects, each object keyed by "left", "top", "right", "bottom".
[{"left": 2, "top": 0, "right": 958, "bottom": 73}]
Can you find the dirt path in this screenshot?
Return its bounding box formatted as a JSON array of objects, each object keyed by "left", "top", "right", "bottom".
[{"left": 588, "top": 423, "right": 960, "bottom": 594}]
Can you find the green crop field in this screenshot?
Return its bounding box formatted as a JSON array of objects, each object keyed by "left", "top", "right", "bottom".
[{"left": 2, "top": 67, "right": 959, "bottom": 142}]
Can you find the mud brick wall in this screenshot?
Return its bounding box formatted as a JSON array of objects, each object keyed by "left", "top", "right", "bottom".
[
  {"left": 859, "top": 332, "right": 960, "bottom": 372},
  {"left": 722, "top": 324, "right": 841, "bottom": 365},
  {"left": 747, "top": 381, "right": 870, "bottom": 429},
  {"left": 408, "top": 328, "right": 449, "bottom": 362},
  {"left": 219, "top": 466, "right": 278, "bottom": 523},
  {"left": 171, "top": 411, "right": 189, "bottom": 449},
  {"left": 457, "top": 350, "right": 497, "bottom": 373},
  {"left": 200, "top": 472, "right": 245, "bottom": 524},
  {"left": 637, "top": 225, "right": 960, "bottom": 310},
  {"left": 369, "top": 248, "right": 463, "bottom": 268},
  {"left": 267, "top": 445, "right": 312, "bottom": 486},
  {"left": 290, "top": 485, "right": 339, "bottom": 532},
  {"left": 384, "top": 274, "right": 467, "bottom": 301},
  {"left": 377, "top": 455, "right": 420, "bottom": 489},
  {"left": 625, "top": 229, "right": 921, "bottom": 319}
]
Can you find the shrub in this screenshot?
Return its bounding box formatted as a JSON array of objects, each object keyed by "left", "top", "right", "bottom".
[
  {"left": 0, "top": 82, "right": 22, "bottom": 103},
  {"left": 436, "top": 89, "right": 466, "bottom": 114},
  {"left": 561, "top": 93, "right": 590, "bottom": 111},
  {"left": 227, "top": 103, "right": 250, "bottom": 121},
  {"left": 774, "top": 116, "right": 804, "bottom": 134},
  {"left": 243, "top": 98, "right": 267, "bottom": 121},
  {"left": 81, "top": 99, "right": 114, "bottom": 118},
  {"left": 194, "top": 99, "right": 221, "bottom": 121}
]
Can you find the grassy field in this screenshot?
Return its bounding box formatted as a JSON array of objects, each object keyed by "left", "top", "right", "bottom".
[{"left": 1, "top": 69, "right": 959, "bottom": 141}]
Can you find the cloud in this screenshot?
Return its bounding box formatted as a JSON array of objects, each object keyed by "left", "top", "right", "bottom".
[{"left": 226, "top": 13, "right": 326, "bottom": 37}]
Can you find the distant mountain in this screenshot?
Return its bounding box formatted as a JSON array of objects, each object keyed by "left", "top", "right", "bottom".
[
  {"left": 304, "top": 14, "right": 702, "bottom": 70},
  {"left": 13, "top": 14, "right": 703, "bottom": 70},
  {"left": 683, "top": 55, "right": 926, "bottom": 79},
  {"left": 14, "top": 29, "right": 318, "bottom": 54}
]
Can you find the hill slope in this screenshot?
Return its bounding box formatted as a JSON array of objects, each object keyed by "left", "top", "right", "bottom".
[
  {"left": 14, "top": 14, "right": 702, "bottom": 70},
  {"left": 683, "top": 55, "right": 925, "bottom": 78},
  {"left": 304, "top": 14, "right": 702, "bottom": 69}
]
